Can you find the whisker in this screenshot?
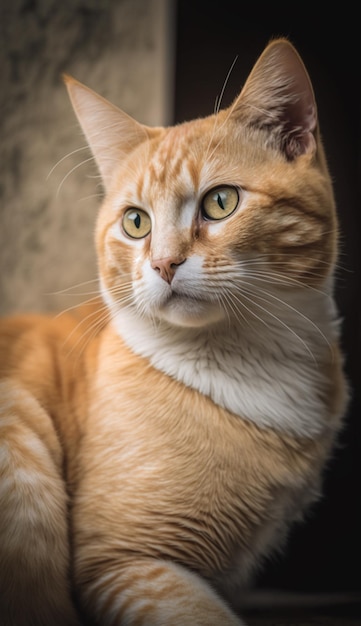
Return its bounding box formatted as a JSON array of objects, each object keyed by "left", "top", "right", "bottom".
[
  {"left": 75, "top": 189, "right": 104, "bottom": 205},
  {"left": 45, "top": 278, "right": 100, "bottom": 296},
  {"left": 238, "top": 254, "right": 348, "bottom": 274},
  {"left": 67, "top": 318, "right": 109, "bottom": 374},
  {"left": 62, "top": 305, "right": 109, "bottom": 360},
  {"left": 228, "top": 290, "right": 274, "bottom": 332},
  {"left": 204, "top": 91, "right": 246, "bottom": 164},
  {"left": 243, "top": 281, "right": 334, "bottom": 358},
  {"left": 46, "top": 145, "right": 92, "bottom": 180},
  {"left": 56, "top": 156, "right": 97, "bottom": 197},
  {"left": 51, "top": 289, "right": 101, "bottom": 298},
  {"left": 236, "top": 268, "right": 332, "bottom": 298},
  {"left": 214, "top": 55, "right": 239, "bottom": 115},
  {"left": 106, "top": 284, "right": 134, "bottom": 300},
  {"left": 219, "top": 291, "right": 253, "bottom": 330},
  {"left": 55, "top": 294, "right": 103, "bottom": 319},
  {"left": 235, "top": 287, "right": 317, "bottom": 362}
]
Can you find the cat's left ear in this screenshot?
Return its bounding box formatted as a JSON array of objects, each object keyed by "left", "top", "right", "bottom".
[{"left": 232, "top": 39, "right": 317, "bottom": 159}]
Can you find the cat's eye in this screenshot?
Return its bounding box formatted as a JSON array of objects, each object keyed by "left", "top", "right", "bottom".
[
  {"left": 122, "top": 208, "right": 151, "bottom": 239},
  {"left": 202, "top": 186, "right": 239, "bottom": 220}
]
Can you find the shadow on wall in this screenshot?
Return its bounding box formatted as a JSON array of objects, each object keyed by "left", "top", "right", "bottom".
[{"left": 0, "top": 0, "right": 174, "bottom": 315}]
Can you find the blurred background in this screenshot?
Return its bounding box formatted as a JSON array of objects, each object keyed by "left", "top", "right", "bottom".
[
  {"left": 0, "top": 0, "right": 174, "bottom": 314},
  {"left": 0, "top": 0, "right": 360, "bottom": 610}
]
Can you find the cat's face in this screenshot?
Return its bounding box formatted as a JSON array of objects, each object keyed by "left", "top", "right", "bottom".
[
  {"left": 95, "top": 115, "right": 334, "bottom": 329},
  {"left": 66, "top": 39, "right": 337, "bottom": 330},
  {"left": 98, "top": 115, "right": 250, "bottom": 328}
]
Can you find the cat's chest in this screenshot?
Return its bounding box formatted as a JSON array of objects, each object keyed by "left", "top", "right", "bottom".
[
  {"left": 85, "top": 337, "right": 254, "bottom": 511},
  {"left": 78, "top": 331, "right": 322, "bottom": 577},
  {"left": 109, "top": 313, "right": 332, "bottom": 439}
]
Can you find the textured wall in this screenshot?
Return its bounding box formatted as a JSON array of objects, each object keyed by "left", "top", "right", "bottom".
[{"left": 0, "top": 0, "right": 174, "bottom": 315}]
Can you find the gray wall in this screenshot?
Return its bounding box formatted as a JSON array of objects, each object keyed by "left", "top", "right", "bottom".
[{"left": 0, "top": 0, "right": 175, "bottom": 315}]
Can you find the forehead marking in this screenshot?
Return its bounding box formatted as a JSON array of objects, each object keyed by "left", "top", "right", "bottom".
[{"left": 148, "top": 126, "right": 200, "bottom": 191}]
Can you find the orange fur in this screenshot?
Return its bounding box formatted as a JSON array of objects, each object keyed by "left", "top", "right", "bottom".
[{"left": 0, "top": 40, "right": 347, "bottom": 625}]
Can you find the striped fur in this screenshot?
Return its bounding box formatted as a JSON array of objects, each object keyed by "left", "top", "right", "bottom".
[{"left": 0, "top": 40, "right": 347, "bottom": 625}]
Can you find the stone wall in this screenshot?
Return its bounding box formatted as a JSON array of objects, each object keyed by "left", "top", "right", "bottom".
[{"left": 0, "top": 0, "right": 174, "bottom": 314}]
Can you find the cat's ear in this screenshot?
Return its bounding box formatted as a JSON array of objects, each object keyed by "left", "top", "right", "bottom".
[
  {"left": 232, "top": 39, "right": 317, "bottom": 159},
  {"left": 64, "top": 75, "right": 153, "bottom": 187}
]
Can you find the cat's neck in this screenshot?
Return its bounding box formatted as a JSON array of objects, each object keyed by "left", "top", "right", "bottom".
[{"left": 110, "top": 286, "right": 339, "bottom": 439}]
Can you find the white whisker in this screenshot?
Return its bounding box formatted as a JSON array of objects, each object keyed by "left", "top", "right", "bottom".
[
  {"left": 227, "top": 290, "right": 275, "bottom": 333},
  {"left": 76, "top": 191, "right": 104, "bottom": 205},
  {"left": 56, "top": 156, "right": 97, "bottom": 197},
  {"left": 45, "top": 278, "right": 100, "bottom": 296},
  {"left": 235, "top": 286, "right": 317, "bottom": 363},
  {"left": 46, "top": 145, "right": 91, "bottom": 180},
  {"left": 54, "top": 294, "right": 102, "bottom": 319},
  {"left": 246, "top": 282, "right": 333, "bottom": 357},
  {"left": 214, "top": 55, "right": 239, "bottom": 115},
  {"left": 62, "top": 305, "right": 109, "bottom": 361},
  {"left": 219, "top": 291, "right": 251, "bottom": 329}
]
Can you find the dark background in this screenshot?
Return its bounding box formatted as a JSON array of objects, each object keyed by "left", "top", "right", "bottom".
[{"left": 174, "top": 0, "right": 360, "bottom": 594}]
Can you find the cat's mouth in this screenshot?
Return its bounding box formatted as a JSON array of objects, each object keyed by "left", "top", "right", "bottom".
[
  {"left": 165, "top": 289, "right": 213, "bottom": 309},
  {"left": 168, "top": 291, "right": 206, "bottom": 304},
  {"left": 159, "top": 290, "right": 224, "bottom": 328}
]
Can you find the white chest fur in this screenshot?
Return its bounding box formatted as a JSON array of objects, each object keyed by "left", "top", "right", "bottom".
[{"left": 111, "top": 289, "right": 340, "bottom": 439}]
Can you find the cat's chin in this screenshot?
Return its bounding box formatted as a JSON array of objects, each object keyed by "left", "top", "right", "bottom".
[{"left": 157, "top": 296, "right": 225, "bottom": 329}]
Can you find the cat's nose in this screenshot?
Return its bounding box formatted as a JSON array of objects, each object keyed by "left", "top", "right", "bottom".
[{"left": 151, "top": 256, "right": 185, "bottom": 284}]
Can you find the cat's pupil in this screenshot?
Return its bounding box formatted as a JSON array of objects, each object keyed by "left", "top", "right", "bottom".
[
  {"left": 217, "top": 193, "right": 225, "bottom": 210},
  {"left": 134, "top": 213, "right": 141, "bottom": 229}
]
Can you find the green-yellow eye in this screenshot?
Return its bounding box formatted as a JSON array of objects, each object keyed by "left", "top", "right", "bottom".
[
  {"left": 202, "top": 186, "right": 239, "bottom": 220},
  {"left": 122, "top": 208, "right": 151, "bottom": 239}
]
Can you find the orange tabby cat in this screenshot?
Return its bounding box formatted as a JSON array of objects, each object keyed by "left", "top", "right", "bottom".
[{"left": 0, "top": 39, "right": 348, "bottom": 625}]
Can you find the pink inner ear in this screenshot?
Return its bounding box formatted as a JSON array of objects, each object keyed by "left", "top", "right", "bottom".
[
  {"left": 284, "top": 129, "right": 316, "bottom": 160},
  {"left": 289, "top": 98, "right": 317, "bottom": 134},
  {"left": 303, "top": 104, "right": 317, "bottom": 133},
  {"left": 276, "top": 43, "right": 318, "bottom": 157},
  {"left": 282, "top": 96, "right": 317, "bottom": 159},
  {"left": 232, "top": 40, "right": 319, "bottom": 160}
]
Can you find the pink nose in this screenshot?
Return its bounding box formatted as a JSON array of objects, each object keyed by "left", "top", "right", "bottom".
[{"left": 151, "top": 256, "right": 185, "bottom": 284}]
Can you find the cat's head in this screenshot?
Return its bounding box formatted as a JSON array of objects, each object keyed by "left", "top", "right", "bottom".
[{"left": 65, "top": 39, "right": 337, "bottom": 330}]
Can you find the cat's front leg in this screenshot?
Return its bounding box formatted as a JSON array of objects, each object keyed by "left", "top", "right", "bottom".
[
  {"left": 78, "top": 558, "right": 245, "bottom": 625},
  {"left": 0, "top": 381, "right": 81, "bottom": 626}
]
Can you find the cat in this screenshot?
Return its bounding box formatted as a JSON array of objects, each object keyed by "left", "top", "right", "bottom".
[{"left": 0, "top": 38, "right": 348, "bottom": 625}]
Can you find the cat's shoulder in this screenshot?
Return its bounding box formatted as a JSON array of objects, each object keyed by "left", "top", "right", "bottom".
[{"left": 0, "top": 299, "right": 107, "bottom": 384}]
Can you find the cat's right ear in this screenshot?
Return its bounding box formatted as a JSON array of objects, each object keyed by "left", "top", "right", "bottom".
[
  {"left": 230, "top": 39, "right": 318, "bottom": 160},
  {"left": 64, "top": 75, "right": 152, "bottom": 189}
]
